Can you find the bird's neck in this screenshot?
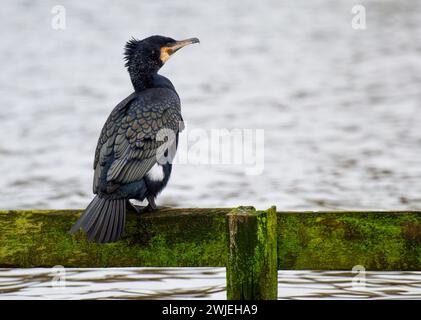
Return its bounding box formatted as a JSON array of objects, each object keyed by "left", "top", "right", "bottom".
[
  {"left": 131, "top": 72, "right": 176, "bottom": 93},
  {"left": 130, "top": 72, "right": 155, "bottom": 92}
]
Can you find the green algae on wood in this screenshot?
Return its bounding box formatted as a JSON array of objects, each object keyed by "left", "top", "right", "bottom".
[
  {"left": 226, "top": 206, "right": 277, "bottom": 300},
  {"left": 0, "top": 209, "right": 420, "bottom": 270},
  {"left": 0, "top": 208, "right": 229, "bottom": 268},
  {"left": 277, "top": 211, "right": 421, "bottom": 270}
]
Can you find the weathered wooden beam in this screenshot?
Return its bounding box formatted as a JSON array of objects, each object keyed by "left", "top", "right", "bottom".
[
  {"left": 277, "top": 211, "right": 421, "bottom": 271},
  {"left": 0, "top": 208, "right": 228, "bottom": 268},
  {"left": 226, "top": 206, "right": 277, "bottom": 300},
  {"left": 0, "top": 208, "right": 420, "bottom": 270}
]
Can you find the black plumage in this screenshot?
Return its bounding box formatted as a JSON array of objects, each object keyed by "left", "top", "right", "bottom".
[{"left": 70, "top": 35, "right": 199, "bottom": 243}]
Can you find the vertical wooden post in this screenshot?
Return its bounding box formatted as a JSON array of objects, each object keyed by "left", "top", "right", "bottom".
[{"left": 226, "top": 206, "right": 278, "bottom": 300}]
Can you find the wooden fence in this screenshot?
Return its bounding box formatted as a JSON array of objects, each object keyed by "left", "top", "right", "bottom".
[{"left": 0, "top": 207, "right": 420, "bottom": 299}]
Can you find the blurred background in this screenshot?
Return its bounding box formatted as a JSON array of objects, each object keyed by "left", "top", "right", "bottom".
[{"left": 1, "top": 0, "right": 420, "bottom": 211}]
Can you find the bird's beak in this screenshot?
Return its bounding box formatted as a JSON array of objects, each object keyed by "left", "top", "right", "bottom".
[
  {"left": 169, "top": 38, "right": 200, "bottom": 52},
  {"left": 160, "top": 38, "right": 200, "bottom": 63}
]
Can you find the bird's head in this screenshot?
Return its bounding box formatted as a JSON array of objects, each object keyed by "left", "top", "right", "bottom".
[{"left": 124, "top": 35, "right": 200, "bottom": 77}]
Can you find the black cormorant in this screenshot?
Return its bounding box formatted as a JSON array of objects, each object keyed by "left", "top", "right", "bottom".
[{"left": 69, "top": 35, "right": 199, "bottom": 243}]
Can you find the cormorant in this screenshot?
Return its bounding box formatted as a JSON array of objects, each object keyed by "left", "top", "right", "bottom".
[{"left": 69, "top": 35, "right": 199, "bottom": 243}]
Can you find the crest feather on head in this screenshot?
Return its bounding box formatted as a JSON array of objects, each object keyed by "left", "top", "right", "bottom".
[{"left": 124, "top": 37, "right": 140, "bottom": 68}]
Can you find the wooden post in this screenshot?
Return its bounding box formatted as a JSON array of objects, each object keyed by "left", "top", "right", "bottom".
[{"left": 226, "top": 206, "right": 278, "bottom": 300}]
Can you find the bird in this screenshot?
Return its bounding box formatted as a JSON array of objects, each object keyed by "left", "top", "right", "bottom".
[{"left": 69, "top": 35, "right": 199, "bottom": 243}]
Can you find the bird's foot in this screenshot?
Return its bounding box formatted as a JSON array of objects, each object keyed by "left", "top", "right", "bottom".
[
  {"left": 126, "top": 200, "right": 142, "bottom": 214},
  {"left": 141, "top": 196, "right": 158, "bottom": 213}
]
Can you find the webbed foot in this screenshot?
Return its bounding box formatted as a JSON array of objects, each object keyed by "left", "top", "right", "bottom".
[
  {"left": 126, "top": 200, "right": 142, "bottom": 214},
  {"left": 141, "top": 196, "right": 158, "bottom": 213}
]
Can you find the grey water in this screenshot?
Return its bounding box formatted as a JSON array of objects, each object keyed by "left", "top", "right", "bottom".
[
  {"left": 0, "top": 268, "right": 420, "bottom": 300},
  {"left": 0, "top": 0, "right": 420, "bottom": 299}
]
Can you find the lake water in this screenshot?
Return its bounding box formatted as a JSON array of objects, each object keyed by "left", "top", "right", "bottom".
[
  {"left": 0, "top": 0, "right": 420, "bottom": 299},
  {"left": 1, "top": 268, "right": 420, "bottom": 300}
]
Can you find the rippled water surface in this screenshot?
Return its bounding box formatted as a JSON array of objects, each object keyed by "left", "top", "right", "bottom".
[
  {"left": 0, "top": 0, "right": 420, "bottom": 300},
  {"left": 1, "top": 268, "right": 420, "bottom": 300},
  {"left": 1, "top": 0, "right": 421, "bottom": 210}
]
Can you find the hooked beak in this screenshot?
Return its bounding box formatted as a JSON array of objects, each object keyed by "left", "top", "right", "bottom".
[
  {"left": 160, "top": 37, "right": 200, "bottom": 63},
  {"left": 169, "top": 37, "right": 200, "bottom": 52}
]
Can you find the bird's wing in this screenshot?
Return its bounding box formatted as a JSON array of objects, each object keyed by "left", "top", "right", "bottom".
[
  {"left": 93, "top": 88, "right": 182, "bottom": 194},
  {"left": 93, "top": 93, "right": 137, "bottom": 171},
  {"left": 92, "top": 93, "right": 137, "bottom": 193}
]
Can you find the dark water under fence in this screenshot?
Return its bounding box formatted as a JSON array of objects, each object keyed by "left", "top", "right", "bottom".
[{"left": 0, "top": 268, "right": 420, "bottom": 300}]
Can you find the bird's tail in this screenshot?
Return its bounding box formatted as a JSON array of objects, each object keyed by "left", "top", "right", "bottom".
[{"left": 69, "top": 195, "right": 126, "bottom": 243}]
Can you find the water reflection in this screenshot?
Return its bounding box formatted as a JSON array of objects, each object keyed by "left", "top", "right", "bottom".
[{"left": 0, "top": 268, "right": 420, "bottom": 300}]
